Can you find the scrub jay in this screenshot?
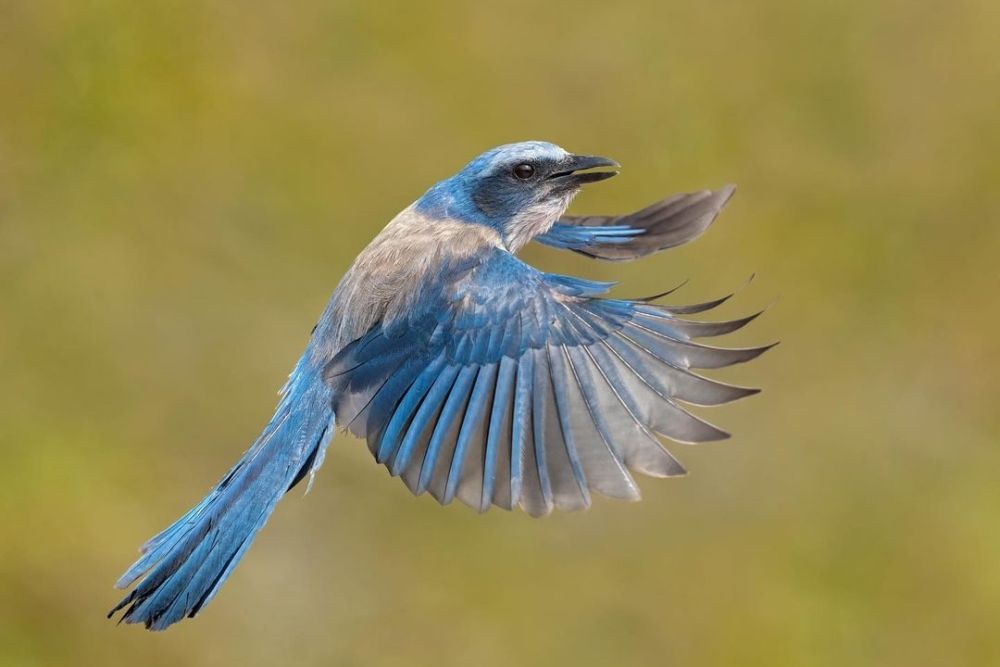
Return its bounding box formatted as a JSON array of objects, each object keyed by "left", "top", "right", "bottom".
[{"left": 109, "top": 141, "right": 771, "bottom": 630}]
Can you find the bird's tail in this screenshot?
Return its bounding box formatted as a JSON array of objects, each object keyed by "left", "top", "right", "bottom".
[{"left": 108, "top": 351, "right": 334, "bottom": 630}]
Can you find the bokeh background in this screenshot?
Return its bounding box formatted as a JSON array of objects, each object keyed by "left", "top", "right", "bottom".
[{"left": 2, "top": 1, "right": 998, "bottom": 665}]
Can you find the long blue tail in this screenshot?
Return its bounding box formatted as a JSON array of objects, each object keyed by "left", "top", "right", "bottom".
[{"left": 109, "top": 351, "right": 334, "bottom": 630}]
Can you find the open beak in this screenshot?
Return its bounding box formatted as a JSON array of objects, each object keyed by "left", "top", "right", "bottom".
[{"left": 547, "top": 154, "right": 620, "bottom": 188}]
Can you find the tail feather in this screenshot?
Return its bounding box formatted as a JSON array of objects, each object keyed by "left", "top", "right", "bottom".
[{"left": 109, "top": 356, "right": 334, "bottom": 630}]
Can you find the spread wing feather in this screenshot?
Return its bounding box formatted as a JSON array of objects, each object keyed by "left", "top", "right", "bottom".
[
  {"left": 536, "top": 185, "right": 736, "bottom": 261},
  {"left": 325, "top": 250, "right": 769, "bottom": 516}
]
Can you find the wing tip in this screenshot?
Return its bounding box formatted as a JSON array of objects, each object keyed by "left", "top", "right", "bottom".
[
  {"left": 522, "top": 502, "right": 555, "bottom": 518},
  {"left": 732, "top": 385, "right": 763, "bottom": 400},
  {"left": 635, "top": 278, "right": 690, "bottom": 303},
  {"left": 683, "top": 417, "right": 732, "bottom": 444},
  {"left": 632, "top": 452, "right": 689, "bottom": 478}
]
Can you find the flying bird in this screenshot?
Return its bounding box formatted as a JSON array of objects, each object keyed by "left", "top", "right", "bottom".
[{"left": 109, "top": 141, "right": 772, "bottom": 630}]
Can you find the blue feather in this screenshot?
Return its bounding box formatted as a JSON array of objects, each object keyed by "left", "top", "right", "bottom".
[
  {"left": 535, "top": 223, "right": 645, "bottom": 250},
  {"left": 322, "top": 250, "right": 763, "bottom": 512},
  {"left": 111, "top": 141, "right": 765, "bottom": 631},
  {"left": 483, "top": 356, "right": 517, "bottom": 510},
  {"left": 393, "top": 364, "right": 461, "bottom": 481},
  {"left": 376, "top": 354, "right": 446, "bottom": 465},
  {"left": 445, "top": 364, "right": 497, "bottom": 505},
  {"left": 418, "top": 365, "right": 477, "bottom": 497},
  {"left": 110, "top": 352, "right": 333, "bottom": 629},
  {"left": 544, "top": 347, "right": 591, "bottom": 505},
  {"left": 510, "top": 351, "right": 534, "bottom": 511},
  {"left": 530, "top": 348, "right": 558, "bottom": 511}
]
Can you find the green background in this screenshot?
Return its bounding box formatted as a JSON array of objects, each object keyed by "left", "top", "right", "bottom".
[{"left": 2, "top": 1, "right": 998, "bottom": 665}]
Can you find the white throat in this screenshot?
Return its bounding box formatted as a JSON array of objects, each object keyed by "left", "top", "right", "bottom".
[{"left": 502, "top": 189, "right": 578, "bottom": 254}]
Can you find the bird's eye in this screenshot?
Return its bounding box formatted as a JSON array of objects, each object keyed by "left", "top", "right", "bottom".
[{"left": 512, "top": 163, "right": 535, "bottom": 180}]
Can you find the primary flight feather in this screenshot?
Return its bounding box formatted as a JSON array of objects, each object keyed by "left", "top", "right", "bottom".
[{"left": 109, "top": 141, "right": 771, "bottom": 630}]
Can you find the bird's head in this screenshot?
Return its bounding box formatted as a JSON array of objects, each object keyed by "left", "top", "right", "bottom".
[{"left": 416, "top": 141, "right": 619, "bottom": 251}]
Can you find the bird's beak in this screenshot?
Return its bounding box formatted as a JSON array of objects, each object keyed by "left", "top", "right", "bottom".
[{"left": 547, "top": 154, "right": 620, "bottom": 187}]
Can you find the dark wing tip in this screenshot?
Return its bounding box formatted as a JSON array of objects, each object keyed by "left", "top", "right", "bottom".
[
  {"left": 668, "top": 309, "right": 763, "bottom": 339},
  {"left": 661, "top": 292, "right": 734, "bottom": 315},
  {"left": 717, "top": 341, "right": 780, "bottom": 367},
  {"left": 635, "top": 278, "right": 690, "bottom": 303},
  {"left": 648, "top": 273, "right": 757, "bottom": 314},
  {"left": 553, "top": 184, "right": 741, "bottom": 262},
  {"left": 728, "top": 341, "right": 779, "bottom": 367}
]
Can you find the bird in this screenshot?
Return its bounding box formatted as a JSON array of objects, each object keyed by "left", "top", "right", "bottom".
[{"left": 108, "top": 140, "right": 772, "bottom": 630}]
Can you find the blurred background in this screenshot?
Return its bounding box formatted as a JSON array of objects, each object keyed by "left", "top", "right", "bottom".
[{"left": 2, "top": 1, "right": 998, "bottom": 665}]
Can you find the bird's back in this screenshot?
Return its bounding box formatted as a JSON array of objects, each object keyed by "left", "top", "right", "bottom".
[{"left": 311, "top": 204, "right": 504, "bottom": 362}]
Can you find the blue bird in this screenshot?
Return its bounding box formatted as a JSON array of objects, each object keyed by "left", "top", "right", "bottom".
[{"left": 109, "top": 141, "right": 771, "bottom": 630}]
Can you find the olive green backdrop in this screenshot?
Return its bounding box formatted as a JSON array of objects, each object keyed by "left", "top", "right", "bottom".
[{"left": 2, "top": 1, "right": 998, "bottom": 665}]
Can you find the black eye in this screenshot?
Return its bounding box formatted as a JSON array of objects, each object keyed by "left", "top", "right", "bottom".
[{"left": 512, "top": 163, "right": 535, "bottom": 180}]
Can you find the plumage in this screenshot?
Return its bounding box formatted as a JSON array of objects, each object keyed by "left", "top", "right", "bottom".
[
  {"left": 324, "top": 247, "right": 764, "bottom": 508},
  {"left": 537, "top": 185, "right": 737, "bottom": 261},
  {"left": 109, "top": 353, "right": 334, "bottom": 629},
  {"left": 110, "top": 140, "right": 772, "bottom": 630}
]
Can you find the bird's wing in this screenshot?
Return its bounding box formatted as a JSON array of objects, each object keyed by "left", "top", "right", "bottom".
[
  {"left": 535, "top": 185, "right": 736, "bottom": 261},
  {"left": 324, "top": 250, "right": 770, "bottom": 516}
]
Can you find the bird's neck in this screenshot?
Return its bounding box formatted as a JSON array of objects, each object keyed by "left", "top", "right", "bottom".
[
  {"left": 414, "top": 178, "right": 575, "bottom": 254},
  {"left": 414, "top": 177, "right": 481, "bottom": 222},
  {"left": 501, "top": 190, "right": 576, "bottom": 253}
]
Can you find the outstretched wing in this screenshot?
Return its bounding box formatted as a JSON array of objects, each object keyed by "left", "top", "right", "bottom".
[
  {"left": 536, "top": 185, "right": 736, "bottom": 261},
  {"left": 324, "top": 250, "right": 770, "bottom": 516}
]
